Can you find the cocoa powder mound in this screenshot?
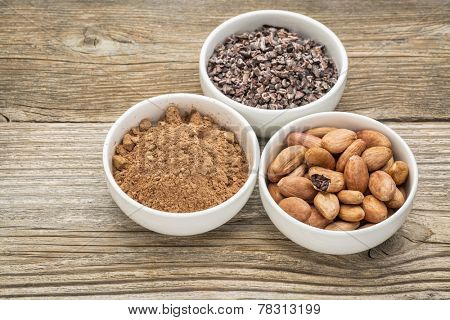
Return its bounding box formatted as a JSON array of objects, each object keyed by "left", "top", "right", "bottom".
[{"left": 112, "top": 105, "right": 249, "bottom": 213}]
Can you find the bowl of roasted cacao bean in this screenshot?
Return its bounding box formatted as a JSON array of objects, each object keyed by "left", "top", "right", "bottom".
[
  {"left": 258, "top": 112, "right": 418, "bottom": 255},
  {"left": 200, "top": 10, "right": 348, "bottom": 138}
]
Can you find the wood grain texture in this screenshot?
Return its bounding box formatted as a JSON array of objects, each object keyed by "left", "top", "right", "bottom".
[
  {"left": 0, "top": 123, "right": 449, "bottom": 299},
  {"left": 0, "top": 0, "right": 449, "bottom": 122},
  {"left": 0, "top": 0, "right": 449, "bottom": 300}
]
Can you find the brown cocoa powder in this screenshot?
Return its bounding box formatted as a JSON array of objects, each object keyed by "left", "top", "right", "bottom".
[{"left": 112, "top": 105, "right": 249, "bottom": 213}]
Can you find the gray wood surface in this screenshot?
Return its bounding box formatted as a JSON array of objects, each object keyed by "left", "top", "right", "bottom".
[{"left": 0, "top": 0, "right": 449, "bottom": 299}]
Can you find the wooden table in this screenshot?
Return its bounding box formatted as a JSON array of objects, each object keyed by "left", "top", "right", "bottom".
[{"left": 1, "top": 0, "right": 449, "bottom": 299}]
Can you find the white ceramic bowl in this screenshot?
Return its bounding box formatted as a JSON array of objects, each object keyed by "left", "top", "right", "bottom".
[
  {"left": 103, "top": 93, "right": 260, "bottom": 236},
  {"left": 200, "top": 10, "right": 348, "bottom": 138},
  {"left": 259, "top": 112, "right": 418, "bottom": 255}
]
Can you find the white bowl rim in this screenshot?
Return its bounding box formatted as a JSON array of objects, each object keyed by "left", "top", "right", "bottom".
[
  {"left": 259, "top": 111, "right": 419, "bottom": 236},
  {"left": 103, "top": 93, "right": 260, "bottom": 218},
  {"left": 199, "top": 10, "right": 349, "bottom": 114}
]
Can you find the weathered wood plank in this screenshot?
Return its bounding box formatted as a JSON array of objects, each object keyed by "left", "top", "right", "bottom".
[
  {"left": 0, "top": 0, "right": 449, "bottom": 122},
  {"left": 0, "top": 122, "right": 449, "bottom": 299},
  {"left": 1, "top": 0, "right": 449, "bottom": 300}
]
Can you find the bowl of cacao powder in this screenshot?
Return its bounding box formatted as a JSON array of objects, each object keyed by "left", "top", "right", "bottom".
[
  {"left": 200, "top": 10, "right": 348, "bottom": 138},
  {"left": 103, "top": 94, "right": 259, "bottom": 236},
  {"left": 258, "top": 112, "right": 418, "bottom": 255}
]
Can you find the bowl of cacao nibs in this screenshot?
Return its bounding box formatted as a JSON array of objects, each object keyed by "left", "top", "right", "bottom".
[
  {"left": 258, "top": 112, "right": 418, "bottom": 255},
  {"left": 103, "top": 93, "right": 260, "bottom": 236},
  {"left": 200, "top": 10, "right": 348, "bottom": 137}
]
